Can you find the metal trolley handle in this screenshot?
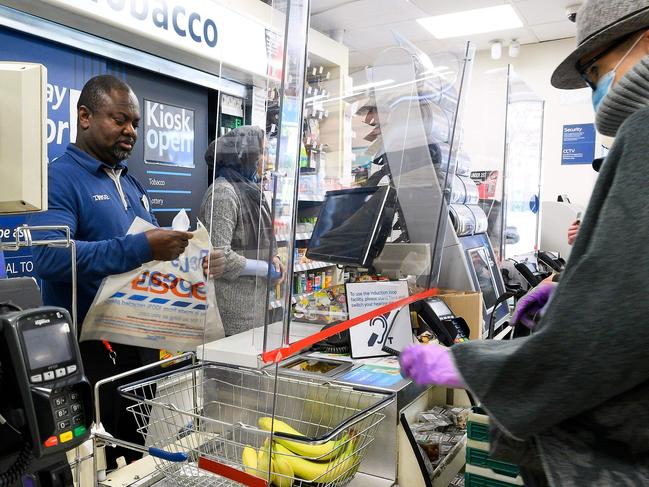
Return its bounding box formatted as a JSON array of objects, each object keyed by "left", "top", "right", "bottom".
[
  {"left": 92, "top": 352, "right": 196, "bottom": 476},
  {"left": 0, "top": 225, "right": 78, "bottom": 333}
]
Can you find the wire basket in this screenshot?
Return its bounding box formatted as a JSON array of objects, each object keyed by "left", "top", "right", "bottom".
[{"left": 119, "top": 363, "right": 394, "bottom": 487}]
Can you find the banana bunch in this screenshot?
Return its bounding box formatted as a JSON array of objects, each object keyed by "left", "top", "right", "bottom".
[
  {"left": 242, "top": 441, "right": 294, "bottom": 487},
  {"left": 273, "top": 439, "right": 359, "bottom": 483},
  {"left": 248, "top": 417, "right": 360, "bottom": 484},
  {"left": 257, "top": 417, "right": 348, "bottom": 461}
]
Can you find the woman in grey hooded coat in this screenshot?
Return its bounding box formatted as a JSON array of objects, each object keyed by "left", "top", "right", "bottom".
[
  {"left": 199, "top": 126, "right": 284, "bottom": 336},
  {"left": 400, "top": 1, "right": 649, "bottom": 485}
]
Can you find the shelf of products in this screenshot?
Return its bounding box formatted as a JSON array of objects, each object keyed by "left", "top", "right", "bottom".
[
  {"left": 265, "top": 54, "right": 351, "bottom": 313},
  {"left": 294, "top": 261, "right": 335, "bottom": 273},
  {"left": 269, "top": 292, "right": 311, "bottom": 310}
]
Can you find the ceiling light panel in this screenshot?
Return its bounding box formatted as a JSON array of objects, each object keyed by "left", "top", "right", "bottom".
[{"left": 417, "top": 5, "right": 524, "bottom": 39}]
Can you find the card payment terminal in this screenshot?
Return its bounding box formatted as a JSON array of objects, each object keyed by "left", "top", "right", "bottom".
[
  {"left": 0, "top": 306, "right": 92, "bottom": 460},
  {"left": 415, "top": 298, "right": 470, "bottom": 346}
]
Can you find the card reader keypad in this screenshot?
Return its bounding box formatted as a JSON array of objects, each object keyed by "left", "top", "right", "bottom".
[{"left": 45, "top": 385, "right": 87, "bottom": 449}]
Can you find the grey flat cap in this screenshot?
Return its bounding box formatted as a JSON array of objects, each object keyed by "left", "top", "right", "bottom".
[{"left": 551, "top": 0, "right": 649, "bottom": 89}]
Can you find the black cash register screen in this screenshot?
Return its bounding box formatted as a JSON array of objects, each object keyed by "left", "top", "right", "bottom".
[
  {"left": 23, "top": 323, "right": 73, "bottom": 370},
  {"left": 468, "top": 247, "right": 498, "bottom": 310},
  {"left": 307, "top": 186, "right": 389, "bottom": 265}
]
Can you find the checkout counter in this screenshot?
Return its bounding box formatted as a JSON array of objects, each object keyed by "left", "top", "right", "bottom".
[
  {"left": 98, "top": 36, "right": 495, "bottom": 487},
  {"left": 98, "top": 317, "right": 474, "bottom": 487},
  {"left": 0, "top": 20, "right": 505, "bottom": 487}
]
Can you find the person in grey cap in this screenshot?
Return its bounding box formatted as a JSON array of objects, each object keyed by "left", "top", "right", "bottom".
[
  {"left": 199, "top": 126, "right": 285, "bottom": 336},
  {"left": 400, "top": 1, "right": 649, "bottom": 485}
]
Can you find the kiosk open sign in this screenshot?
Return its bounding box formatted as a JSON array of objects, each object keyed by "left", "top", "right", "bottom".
[{"left": 144, "top": 100, "right": 195, "bottom": 167}]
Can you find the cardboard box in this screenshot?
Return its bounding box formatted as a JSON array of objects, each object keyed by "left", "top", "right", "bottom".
[{"left": 438, "top": 289, "right": 483, "bottom": 340}]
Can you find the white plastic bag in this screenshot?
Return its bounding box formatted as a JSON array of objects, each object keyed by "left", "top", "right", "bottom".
[{"left": 81, "top": 215, "right": 224, "bottom": 350}]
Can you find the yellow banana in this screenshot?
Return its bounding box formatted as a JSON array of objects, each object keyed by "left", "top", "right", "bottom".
[
  {"left": 257, "top": 443, "right": 274, "bottom": 481},
  {"left": 273, "top": 439, "right": 358, "bottom": 483},
  {"left": 271, "top": 452, "right": 295, "bottom": 487},
  {"left": 258, "top": 417, "right": 347, "bottom": 461},
  {"left": 241, "top": 445, "right": 258, "bottom": 476}
]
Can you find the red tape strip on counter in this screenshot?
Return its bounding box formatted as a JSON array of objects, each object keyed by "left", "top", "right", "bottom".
[
  {"left": 198, "top": 457, "right": 268, "bottom": 487},
  {"left": 261, "top": 287, "right": 439, "bottom": 364}
]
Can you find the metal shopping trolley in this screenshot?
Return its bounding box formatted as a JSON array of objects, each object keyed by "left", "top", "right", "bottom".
[{"left": 110, "top": 360, "right": 394, "bottom": 486}]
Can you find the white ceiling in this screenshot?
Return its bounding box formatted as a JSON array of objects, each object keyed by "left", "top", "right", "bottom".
[{"left": 310, "top": 0, "right": 578, "bottom": 69}]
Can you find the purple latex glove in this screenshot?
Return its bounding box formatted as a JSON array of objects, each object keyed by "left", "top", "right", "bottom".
[
  {"left": 512, "top": 282, "right": 556, "bottom": 329},
  {"left": 399, "top": 343, "right": 465, "bottom": 388}
]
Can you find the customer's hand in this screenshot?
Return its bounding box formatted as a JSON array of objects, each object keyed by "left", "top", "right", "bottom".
[
  {"left": 272, "top": 256, "right": 286, "bottom": 283},
  {"left": 399, "top": 344, "right": 465, "bottom": 388},
  {"left": 512, "top": 282, "right": 556, "bottom": 329},
  {"left": 568, "top": 220, "right": 581, "bottom": 246},
  {"left": 145, "top": 229, "right": 193, "bottom": 261},
  {"left": 202, "top": 249, "right": 226, "bottom": 279}
]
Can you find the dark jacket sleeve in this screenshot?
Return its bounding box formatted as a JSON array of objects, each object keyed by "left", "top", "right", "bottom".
[
  {"left": 452, "top": 108, "right": 649, "bottom": 440},
  {"left": 29, "top": 173, "right": 152, "bottom": 283}
]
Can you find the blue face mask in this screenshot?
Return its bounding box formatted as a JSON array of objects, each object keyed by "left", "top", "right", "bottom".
[
  {"left": 590, "top": 33, "right": 645, "bottom": 113},
  {"left": 592, "top": 70, "right": 615, "bottom": 113}
]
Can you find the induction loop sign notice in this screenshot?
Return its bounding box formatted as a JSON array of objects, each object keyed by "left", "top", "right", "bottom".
[{"left": 261, "top": 287, "right": 438, "bottom": 364}]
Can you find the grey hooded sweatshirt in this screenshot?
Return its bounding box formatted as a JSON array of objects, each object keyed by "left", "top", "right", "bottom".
[{"left": 453, "top": 107, "right": 649, "bottom": 486}]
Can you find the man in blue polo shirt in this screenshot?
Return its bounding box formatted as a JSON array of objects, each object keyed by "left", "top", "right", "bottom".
[{"left": 29, "top": 75, "right": 195, "bottom": 466}]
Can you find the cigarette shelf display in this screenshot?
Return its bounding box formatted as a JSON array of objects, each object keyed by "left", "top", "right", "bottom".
[
  {"left": 264, "top": 48, "right": 352, "bottom": 314},
  {"left": 293, "top": 261, "right": 335, "bottom": 273},
  {"left": 269, "top": 292, "right": 309, "bottom": 310}
]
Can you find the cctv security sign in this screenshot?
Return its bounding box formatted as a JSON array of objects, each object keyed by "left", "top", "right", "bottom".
[
  {"left": 144, "top": 100, "right": 195, "bottom": 168},
  {"left": 561, "top": 123, "right": 596, "bottom": 165}
]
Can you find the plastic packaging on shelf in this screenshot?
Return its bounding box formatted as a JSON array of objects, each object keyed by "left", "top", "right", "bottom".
[
  {"left": 456, "top": 151, "right": 472, "bottom": 177},
  {"left": 413, "top": 430, "right": 442, "bottom": 463},
  {"left": 461, "top": 176, "right": 480, "bottom": 205},
  {"left": 450, "top": 176, "right": 480, "bottom": 205},
  {"left": 450, "top": 175, "right": 466, "bottom": 204},
  {"left": 466, "top": 205, "right": 489, "bottom": 235},
  {"left": 450, "top": 204, "right": 477, "bottom": 236}
]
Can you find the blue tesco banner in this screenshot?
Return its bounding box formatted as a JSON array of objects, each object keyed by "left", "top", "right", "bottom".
[
  {"left": 0, "top": 25, "right": 208, "bottom": 279},
  {"left": 561, "top": 123, "right": 596, "bottom": 165}
]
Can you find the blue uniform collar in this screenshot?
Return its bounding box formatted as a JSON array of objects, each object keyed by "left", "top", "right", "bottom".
[{"left": 66, "top": 144, "right": 129, "bottom": 174}]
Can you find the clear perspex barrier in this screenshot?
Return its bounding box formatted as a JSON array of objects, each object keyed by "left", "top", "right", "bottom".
[
  {"left": 462, "top": 65, "right": 544, "bottom": 261},
  {"left": 24, "top": 0, "right": 489, "bottom": 483},
  {"left": 370, "top": 38, "right": 475, "bottom": 289},
  {"left": 503, "top": 68, "right": 544, "bottom": 259}
]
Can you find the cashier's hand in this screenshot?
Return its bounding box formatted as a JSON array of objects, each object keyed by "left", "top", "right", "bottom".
[
  {"left": 145, "top": 229, "right": 193, "bottom": 261},
  {"left": 399, "top": 344, "right": 465, "bottom": 388},
  {"left": 272, "top": 256, "right": 286, "bottom": 283},
  {"left": 202, "top": 249, "right": 226, "bottom": 279},
  {"left": 568, "top": 220, "right": 580, "bottom": 246}
]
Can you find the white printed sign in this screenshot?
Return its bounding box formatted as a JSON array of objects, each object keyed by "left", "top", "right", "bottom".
[
  {"left": 346, "top": 281, "right": 414, "bottom": 359},
  {"left": 39, "top": 0, "right": 269, "bottom": 77}
]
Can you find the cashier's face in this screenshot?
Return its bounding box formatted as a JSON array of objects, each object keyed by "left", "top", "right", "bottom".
[{"left": 78, "top": 88, "right": 140, "bottom": 166}]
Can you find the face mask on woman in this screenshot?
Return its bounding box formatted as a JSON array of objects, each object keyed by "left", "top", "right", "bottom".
[
  {"left": 591, "top": 34, "right": 644, "bottom": 113},
  {"left": 593, "top": 36, "right": 649, "bottom": 136}
]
